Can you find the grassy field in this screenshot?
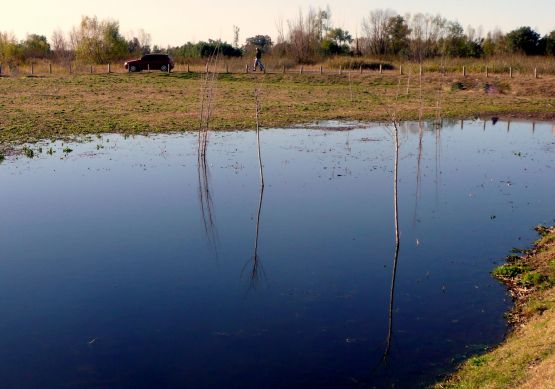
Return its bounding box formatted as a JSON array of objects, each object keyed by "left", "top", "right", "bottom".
[
  {"left": 436, "top": 227, "right": 555, "bottom": 389},
  {"left": 1, "top": 70, "right": 555, "bottom": 145}
]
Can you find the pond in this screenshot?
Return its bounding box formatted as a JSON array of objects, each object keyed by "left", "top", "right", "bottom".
[{"left": 1, "top": 120, "right": 554, "bottom": 388}]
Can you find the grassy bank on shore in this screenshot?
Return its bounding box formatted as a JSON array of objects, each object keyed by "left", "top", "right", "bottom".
[
  {"left": 1, "top": 71, "right": 555, "bottom": 145},
  {"left": 436, "top": 227, "right": 555, "bottom": 389}
]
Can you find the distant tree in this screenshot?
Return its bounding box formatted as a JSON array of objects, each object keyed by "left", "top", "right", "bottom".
[
  {"left": 482, "top": 29, "right": 506, "bottom": 56},
  {"left": 385, "top": 15, "right": 410, "bottom": 56},
  {"left": 362, "top": 9, "right": 396, "bottom": 55},
  {"left": 233, "top": 25, "right": 240, "bottom": 49},
  {"left": 22, "top": 34, "right": 50, "bottom": 59},
  {"left": 70, "top": 16, "right": 128, "bottom": 63},
  {"left": 127, "top": 30, "right": 151, "bottom": 56},
  {"left": 545, "top": 31, "right": 555, "bottom": 55},
  {"left": 0, "top": 32, "right": 23, "bottom": 63},
  {"left": 51, "top": 29, "right": 72, "bottom": 62},
  {"left": 505, "top": 26, "right": 540, "bottom": 55},
  {"left": 320, "top": 28, "right": 352, "bottom": 55},
  {"left": 245, "top": 35, "right": 273, "bottom": 52},
  {"left": 327, "top": 28, "right": 352, "bottom": 47},
  {"left": 287, "top": 8, "right": 321, "bottom": 63}
]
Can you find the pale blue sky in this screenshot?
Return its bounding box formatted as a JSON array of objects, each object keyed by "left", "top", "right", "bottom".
[{"left": 2, "top": 0, "right": 554, "bottom": 47}]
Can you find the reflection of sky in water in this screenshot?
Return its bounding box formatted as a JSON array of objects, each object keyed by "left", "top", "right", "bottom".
[{"left": 0, "top": 120, "right": 554, "bottom": 388}]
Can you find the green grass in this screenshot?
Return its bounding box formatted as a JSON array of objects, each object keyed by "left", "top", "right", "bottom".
[{"left": 1, "top": 71, "right": 555, "bottom": 144}]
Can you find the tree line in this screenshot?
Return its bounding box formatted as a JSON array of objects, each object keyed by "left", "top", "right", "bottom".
[{"left": 1, "top": 9, "right": 555, "bottom": 66}]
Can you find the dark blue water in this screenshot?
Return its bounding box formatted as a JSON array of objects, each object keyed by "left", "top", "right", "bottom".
[{"left": 0, "top": 120, "right": 554, "bottom": 388}]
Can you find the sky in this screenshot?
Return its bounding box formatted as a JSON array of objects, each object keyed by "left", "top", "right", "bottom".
[{"left": 2, "top": 0, "right": 555, "bottom": 47}]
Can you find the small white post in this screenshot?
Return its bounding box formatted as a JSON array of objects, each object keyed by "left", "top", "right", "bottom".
[
  {"left": 399, "top": 65, "right": 402, "bottom": 75},
  {"left": 339, "top": 65, "right": 342, "bottom": 75},
  {"left": 485, "top": 66, "right": 488, "bottom": 78},
  {"left": 300, "top": 65, "right": 303, "bottom": 74},
  {"left": 379, "top": 64, "right": 382, "bottom": 74}
]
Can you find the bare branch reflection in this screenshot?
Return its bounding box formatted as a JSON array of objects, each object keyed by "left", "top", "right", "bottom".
[{"left": 197, "top": 46, "right": 221, "bottom": 249}]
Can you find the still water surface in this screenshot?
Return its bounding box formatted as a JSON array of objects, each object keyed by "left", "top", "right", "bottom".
[{"left": 1, "top": 120, "right": 554, "bottom": 388}]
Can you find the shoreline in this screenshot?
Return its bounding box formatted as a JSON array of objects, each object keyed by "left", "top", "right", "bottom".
[{"left": 436, "top": 226, "right": 555, "bottom": 388}]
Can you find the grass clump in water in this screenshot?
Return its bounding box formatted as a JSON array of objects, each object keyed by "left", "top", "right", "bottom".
[
  {"left": 22, "top": 147, "right": 34, "bottom": 158},
  {"left": 492, "top": 264, "right": 530, "bottom": 279}
]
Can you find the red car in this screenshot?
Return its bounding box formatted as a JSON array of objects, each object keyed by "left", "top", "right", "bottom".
[{"left": 124, "top": 54, "right": 175, "bottom": 72}]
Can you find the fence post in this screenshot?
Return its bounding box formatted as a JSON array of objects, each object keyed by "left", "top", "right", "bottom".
[
  {"left": 360, "top": 65, "right": 362, "bottom": 74},
  {"left": 168, "top": 64, "right": 171, "bottom": 73},
  {"left": 339, "top": 65, "right": 342, "bottom": 75},
  {"left": 419, "top": 65, "right": 422, "bottom": 76},
  {"left": 245, "top": 64, "right": 248, "bottom": 73},
  {"left": 49, "top": 63, "right": 52, "bottom": 74},
  {"left": 0, "top": 63, "right": 2, "bottom": 76},
  {"left": 226, "top": 63, "right": 228, "bottom": 73},
  {"left": 300, "top": 65, "right": 303, "bottom": 74},
  {"left": 187, "top": 64, "right": 190, "bottom": 73},
  {"left": 485, "top": 65, "right": 488, "bottom": 78},
  {"left": 534, "top": 67, "right": 537, "bottom": 79},
  {"left": 320, "top": 65, "right": 323, "bottom": 75},
  {"left": 108, "top": 63, "right": 111, "bottom": 73},
  {"left": 399, "top": 65, "right": 402, "bottom": 75},
  {"left": 462, "top": 66, "right": 466, "bottom": 77},
  {"left": 90, "top": 65, "right": 93, "bottom": 74},
  {"left": 31, "top": 63, "right": 34, "bottom": 75},
  {"left": 509, "top": 67, "right": 512, "bottom": 78},
  {"left": 379, "top": 64, "right": 383, "bottom": 74},
  {"left": 69, "top": 63, "right": 72, "bottom": 74},
  {"left": 282, "top": 65, "right": 285, "bottom": 74}
]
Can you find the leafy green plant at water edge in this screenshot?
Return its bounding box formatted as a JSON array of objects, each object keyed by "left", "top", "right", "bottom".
[
  {"left": 519, "top": 272, "right": 549, "bottom": 288},
  {"left": 469, "top": 355, "right": 488, "bottom": 367},
  {"left": 0, "top": 153, "right": 4, "bottom": 162},
  {"left": 63, "top": 147, "right": 73, "bottom": 153},
  {"left": 492, "top": 264, "right": 530, "bottom": 279},
  {"left": 47, "top": 148, "right": 55, "bottom": 155},
  {"left": 23, "top": 147, "right": 34, "bottom": 158}
]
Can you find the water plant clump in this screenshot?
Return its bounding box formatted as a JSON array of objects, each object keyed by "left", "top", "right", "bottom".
[
  {"left": 23, "top": 147, "right": 34, "bottom": 158},
  {"left": 63, "top": 147, "right": 73, "bottom": 153},
  {"left": 492, "top": 264, "right": 530, "bottom": 279},
  {"left": 0, "top": 152, "right": 4, "bottom": 162}
]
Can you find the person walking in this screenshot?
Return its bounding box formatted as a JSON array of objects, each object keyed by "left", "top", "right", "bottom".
[{"left": 253, "top": 48, "right": 265, "bottom": 72}]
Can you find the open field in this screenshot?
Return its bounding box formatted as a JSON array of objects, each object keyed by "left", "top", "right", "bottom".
[
  {"left": 1, "top": 70, "right": 555, "bottom": 145},
  {"left": 437, "top": 227, "right": 555, "bottom": 389}
]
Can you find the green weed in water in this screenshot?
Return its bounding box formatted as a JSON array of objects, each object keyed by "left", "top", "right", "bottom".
[
  {"left": 492, "top": 264, "right": 530, "bottom": 279},
  {"left": 23, "top": 147, "right": 34, "bottom": 158},
  {"left": 63, "top": 147, "right": 73, "bottom": 153}
]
